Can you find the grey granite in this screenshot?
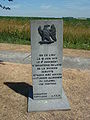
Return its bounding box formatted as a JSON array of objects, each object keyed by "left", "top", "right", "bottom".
[
  {"left": 31, "top": 20, "right": 63, "bottom": 100},
  {"left": 28, "top": 88, "right": 70, "bottom": 112},
  {"left": 28, "top": 20, "right": 70, "bottom": 112}
]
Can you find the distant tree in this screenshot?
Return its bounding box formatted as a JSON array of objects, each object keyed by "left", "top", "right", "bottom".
[{"left": 0, "top": 0, "right": 13, "bottom": 10}]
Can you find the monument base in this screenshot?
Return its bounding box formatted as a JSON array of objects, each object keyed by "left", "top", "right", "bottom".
[{"left": 28, "top": 88, "right": 70, "bottom": 112}]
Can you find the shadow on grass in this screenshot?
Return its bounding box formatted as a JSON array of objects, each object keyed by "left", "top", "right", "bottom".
[{"left": 4, "top": 82, "right": 33, "bottom": 98}]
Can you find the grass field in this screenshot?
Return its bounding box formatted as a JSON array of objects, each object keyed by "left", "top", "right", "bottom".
[
  {"left": 64, "top": 18, "right": 90, "bottom": 50},
  {"left": 0, "top": 16, "right": 90, "bottom": 50}
]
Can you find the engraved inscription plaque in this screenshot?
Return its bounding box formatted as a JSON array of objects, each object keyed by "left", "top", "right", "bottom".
[
  {"left": 28, "top": 20, "right": 70, "bottom": 112},
  {"left": 31, "top": 20, "right": 63, "bottom": 100}
]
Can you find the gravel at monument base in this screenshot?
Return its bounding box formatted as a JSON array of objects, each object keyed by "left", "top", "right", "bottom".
[
  {"left": 0, "top": 62, "right": 90, "bottom": 120},
  {"left": 0, "top": 43, "right": 90, "bottom": 120}
]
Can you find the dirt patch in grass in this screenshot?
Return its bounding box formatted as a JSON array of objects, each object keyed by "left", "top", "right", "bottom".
[
  {"left": 0, "top": 43, "right": 31, "bottom": 52},
  {"left": 0, "top": 62, "right": 90, "bottom": 120},
  {"left": 63, "top": 48, "right": 90, "bottom": 58},
  {"left": 0, "top": 43, "right": 90, "bottom": 58}
]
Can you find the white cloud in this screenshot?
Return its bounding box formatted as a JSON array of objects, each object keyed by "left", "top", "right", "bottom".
[
  {"left": 40, "top": 5, "right": 52, "bottom": 9},
  {"left": 9, "top": 4, "right": 21, "bottom": 9}
]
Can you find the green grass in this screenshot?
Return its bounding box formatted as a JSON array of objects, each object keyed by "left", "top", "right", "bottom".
[
  {"left": 63, "top": 19, "right": 90, "bottom": 50},
  {"left": 0, "top": 17, "right": 30, "bottom": 45},
  {"left": 0, "top": 16, "right": 90, "bottom": 50}
]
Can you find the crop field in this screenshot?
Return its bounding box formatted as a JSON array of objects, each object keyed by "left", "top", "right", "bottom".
[{"left": 0, "top": 16, "right": 90, "bottom": 50}]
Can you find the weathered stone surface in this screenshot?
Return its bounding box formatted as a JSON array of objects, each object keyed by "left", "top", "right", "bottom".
[
  {"left": 31, "top": 20, "right": 63, "bottom": 100},
  {"left": 28, "top": 20, "right": 70, "bottom": 112},
  {"left": 28, "top": 88, "right": 70, "bottom": 112}
]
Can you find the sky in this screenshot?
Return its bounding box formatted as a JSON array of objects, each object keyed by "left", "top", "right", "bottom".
[{"left": 0, "top": 0, "right": 90, "bottom": 18}]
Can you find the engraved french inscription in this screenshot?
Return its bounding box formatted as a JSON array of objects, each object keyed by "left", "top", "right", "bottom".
[{"left": 31, "top": 20, "right": 63, "bottom": 100}]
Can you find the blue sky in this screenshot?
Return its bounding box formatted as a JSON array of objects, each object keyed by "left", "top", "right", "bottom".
[{"left": 0, "top": 0, "right": 90, "bottom": 17}]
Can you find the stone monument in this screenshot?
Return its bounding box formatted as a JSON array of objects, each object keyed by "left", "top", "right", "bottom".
[{"left": 28, "top": 20, "right": 70, "bottom": 112}]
